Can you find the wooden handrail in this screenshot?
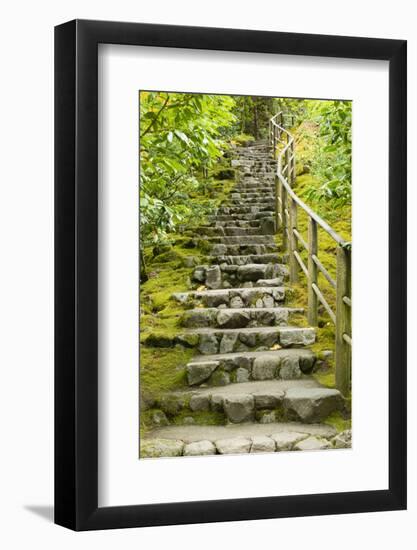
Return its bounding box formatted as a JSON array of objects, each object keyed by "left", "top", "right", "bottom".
[{"left": 269, "top": 112, "right": 352, "bottom": 395}]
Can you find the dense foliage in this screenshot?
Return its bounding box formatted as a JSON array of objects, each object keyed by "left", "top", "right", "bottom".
[{"left": 140, "top": 92, "right": 236, "bottom": 246}]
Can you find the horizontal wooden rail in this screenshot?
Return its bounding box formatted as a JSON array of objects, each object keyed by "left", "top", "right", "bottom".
[{"left": 270, "top": 111, "right": 352, "bottom": 395}]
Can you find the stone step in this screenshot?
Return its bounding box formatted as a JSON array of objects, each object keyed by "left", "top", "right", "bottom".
[
  {"left": 233, "top": 187, "right": 274, "bottom": 194},
  {"left": 207, "top": 226, "right": 265, "bottom": 237},
  {"left": 201, "top": 235, "right": 275, "bottom": 245},
  {"left": 173, "top": 286, "right": 287, "bottom": 308},
  {"left": 191, "top": 263, "right": 288, "bottom": 288},
  {"left": 185, "top": 348, "right": 316, "bottom": 386},
  {"left": 181, "top": 307, "right": 303, "bottom": 329},
  {"left": 209, "top": 211, "right": 274, "bottom": 222},
  {"left": 231, "top": 192, "right": 275, "bottom": 200},
  {"left": 210, "top": 243, "right": 279, "bottom": 257},
  {"left": 226, "top": 199, "right": 275, "bottom": 207},
  {"left": 217, "top": 205, "right": 274, "bottom": 215},
  {"left": 179, "top": 326, "right": 316, "bottom": 354},
  {"left": 208, "top": 253, "right": 286, "bottom": 265},
  {"left": 141, "top": 422, "right": 346, "bottom": 457},
  {"left": 152, "top": 379, "right": 343, "bottom": 425}
]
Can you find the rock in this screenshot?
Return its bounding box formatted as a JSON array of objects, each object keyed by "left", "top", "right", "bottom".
[
  {"left": 255, "top": 298, "right": 264, "bottom": 308},
  {"left": 257, "top": 330, "right": 279, "bottom": 347},
  {"left": 198, "top": 334, "right": 219, "bottom": 355},
  {"left": 141, "top": 439, "right": 184, "bottom": 458},
  {"left": 272, "top": 288, "right": 285, "bottom": 301},
  {"left": 294, "top": 436, "right": 332, "bottom": 451},
  {"left": 215, "top": 437, "right": 252, "bottom": 454},
  {"left": 271, "top": 431, "right": 308, "bottom": 451},
  {"left": 209, "top": 370, "right": 230, "bottom": 386},
  {"left": 223, "top": 394, "right": 255, "bottom": 423},
  {"left": 186, "top": 361, "right": 219, "bottom": 385},
  {"left": 251, "top": 436, "right": 276, "bottom": 453},
  {"left": 211, "top": 244, "right": 228, "bottom": 257},
  {"left": 160, "top": 395, "right": 184, "bottom": 415},
  {"left": 190, "top": 394, "right": 211, "bottom": 412},
  {"left": 253, "top": 391, "right": 284, "bottom": 409},
  {"left": 219, "top": 333, "right": 238, "bottom": 353},
  {"left": 252, "top": 356, "right": 280, "bottom": 380},
  {"left": 256, "top": 277, "right": 283, "bottom": 287},
  {"left": 175, "top": 333, "right": 200, "bottom": 348},
  {"left": 151, "top": 410, "right": 169, "bottom": 426},
  {"left": 183, "top": 440, "right": 217, "bottom": 456},
  {"left": 331, "top": 429, "right": 352, "bottom": 449},
  {"left": 230, "top": 295, "right": 244, "bottom": 308},
  {"left": 182, "top": 416, "right": 195, "bottom": 425},
  {"left": 260, "top": 217, "right": 275, "bottom": 235},
  {"left": 172, "top": 292, "right": 190, "bottom": 304},
  {"left": 205, "top": 265, "right": 222, "bottom": 289},
  {"left": 217, "top": 310, "right": 250, "bottom": 329},
  {"left": 239, "top": 332, "right": 257, "bottom": 347},
  {"left": 184, "top": 256, "right": 200, "bottom": 268},
  {"left": 237, "top": 264, "right": 268, "bottom": 282},
  {"left": 210, "top": 394, "right": 224, "bottom": 412},
  {"left": 262, "top": 295, "right": 275, "bottom": 308},
  {"left": 279, "top": 355, "right": 302, "bottom": 379},
  {"left": 235, "top": 356, "right": 252, "bottom": 370},
  {"left": 259, "top": 411, "right": 277, "bottom": 424},
  {"left": 284, "top": 387, "right": 344, "bottom": 422},
  {"left": 192, "top": 266, "right": 206, "bottom": 282},
  {"left": 279, "top": 327, "right": 315, "bottom": 347},
  {"left": 299, "top": 354, "right": 317, "bottom": 374},
  {"left": 236, "top": 367, "right": 250, "bottom": 383},
  {"left": 181, "top": 309, "right": 215, "bottom": 328}
]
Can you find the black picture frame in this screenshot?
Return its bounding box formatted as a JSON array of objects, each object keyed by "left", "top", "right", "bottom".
[{"left": 55, "top": 19, "right": 407, "bottom": 531}]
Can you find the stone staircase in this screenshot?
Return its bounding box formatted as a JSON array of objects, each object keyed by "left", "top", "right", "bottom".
[{"left": 141, "top": 140, "right": 350, "bottom": 458}]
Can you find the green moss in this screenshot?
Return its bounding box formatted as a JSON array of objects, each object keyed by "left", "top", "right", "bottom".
[
  {"left": 323, "top": 411, "right": 351, "bottom": 432},
  {"left": 172, "top": 410, "right": 225, "bottom": 426},
  {"left": 140, "top": 347, "right": 193, "bottom": 399}
]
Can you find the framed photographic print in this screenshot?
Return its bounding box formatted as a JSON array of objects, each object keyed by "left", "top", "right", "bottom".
[{"left": 55, "top": 20, "right": 407, "bottom": 530}]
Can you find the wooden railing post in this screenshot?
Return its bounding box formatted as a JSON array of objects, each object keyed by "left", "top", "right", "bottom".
[
  {"left": 281, "top": 179, "right": 288, "bottom": 252},
  {"left": 275, "top": 156, "right": 280, "bottom": 231},
  {"left": 289, "top": 198, "right": 299, "bottom": 283},
  {"left": 307, "top": 217, "right": 318, "bottom": 325},
  {"left": 335, "top": 246, "right": 351, "bottom": 395}
]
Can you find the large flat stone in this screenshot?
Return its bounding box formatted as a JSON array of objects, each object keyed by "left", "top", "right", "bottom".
[
  {"left": 284, "top": 387, "right": 344, "bottom": 422},
  {"left": 183, "top": 440, "right": 217, "bottom": 456},
  {"left": 186, "top": 361, "right": 219, "bottom": 386},
  {"left": 140, "top": 439, "right": 184, "bottom": 458},
  {"left": 215, "top": 437, "right": 252, "bottom": 454},
  {"left": 223, "top": 394, "right": 255, "bottom": 423}
]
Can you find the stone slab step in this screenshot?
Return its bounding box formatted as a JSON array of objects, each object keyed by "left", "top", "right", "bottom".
[
  {"left": 209, "top": 212, "right": 274, "bottom": 222},
  {"left": 208, "top": 254, "right": 285, "bottom": 266},
  {"left": 201, "top": 235, "right": 276, "bottom": 245},
  {"left": 198, "top": 226, "right": 265, "bottom": 237},
  {"left": 191, "top": 263, "right": 288, "bottom": 287},
  {"left": 155, "top": 380, "right": 343, "bottom": 424},
  {"left": 185, "top": 348, "right": 316, "bottom": 386},
  {"left": 226, "top": 200, "right": 275, "bottom": 208},
  {"left": 181, "top": 307, "right": 303, "bottom": 329},
  {"left": 179, "top": 326, "right": 316, "bottom": 354},
  {"left": 217, "top": 205, "right": 274, "bottom": 215},
  {"left": 231, "top": 192, "right": 275, "bottom": 199},
  {"left": 173, "top": 286, "right": 286, "bottom": 308},
  {"left": 210, "top": 243, "right": 279, "bottom": 256},
  {"left": 141, "top": 423, "right": 343, "bottom": 457},
  {"left": 233, "top": 183, "right": 275, "bottom": 191}
]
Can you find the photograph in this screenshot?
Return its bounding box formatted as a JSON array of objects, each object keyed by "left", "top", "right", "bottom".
[{"left": 139, "top": 91, "right": 352, "bottom": 458}]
